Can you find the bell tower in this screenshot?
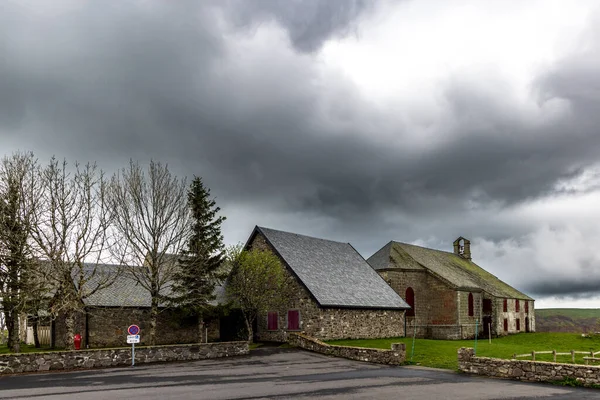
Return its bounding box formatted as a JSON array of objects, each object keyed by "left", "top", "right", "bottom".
[{"left": 453, "top": 236, "right": 471, "bottom": 260}]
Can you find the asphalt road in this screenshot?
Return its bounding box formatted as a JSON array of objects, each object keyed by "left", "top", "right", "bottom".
[{"left": 1, "top": 348, "right": 600, "bottom": 399}]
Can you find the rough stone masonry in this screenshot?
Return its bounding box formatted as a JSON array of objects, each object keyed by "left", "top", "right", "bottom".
[
  {"left": 0, "top": 341, "right": 249, "bottom": 375},
  {"left": 458, "top": 347, "right": 600, "bottom": 387},
  {"left": 288, "top": 332, "right": 405, "bottom": 365}
]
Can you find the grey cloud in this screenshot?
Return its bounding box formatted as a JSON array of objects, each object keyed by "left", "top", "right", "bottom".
[
  {"left": 2, "top": 1, "right": 600, "bottom": 301},
  {"left": 526, "top": 280, "right": 600, "bottom": 299},
  {"left": 221, "top": 0, "right": 375, "bottom": 52}
]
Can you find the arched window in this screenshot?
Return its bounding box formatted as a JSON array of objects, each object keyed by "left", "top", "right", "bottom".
[
  {"left": 468, "top": 293, "right": 474, "bottom": 317},
  {"left": 405, "top": 287, "right": 415, "bottom": 317}
]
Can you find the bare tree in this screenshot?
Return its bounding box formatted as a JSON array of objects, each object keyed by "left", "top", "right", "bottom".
[
  {"left": 0, "top": 152, "right": 39, "bottom": 353},
  {"left": 30, "top": 158, "right": 118, "bottom": 350},
  {"left": 109, "top": 160, "right": 190, "bottom": 345}
]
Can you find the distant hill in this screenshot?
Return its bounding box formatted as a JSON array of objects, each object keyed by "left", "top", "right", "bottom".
[{"left": 536, "top": 308, "right": 600, "bottom": 333}]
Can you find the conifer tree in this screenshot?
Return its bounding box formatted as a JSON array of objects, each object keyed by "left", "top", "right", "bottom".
[{"left": 171, "top": 176, "right": 226, "bottom": 342}]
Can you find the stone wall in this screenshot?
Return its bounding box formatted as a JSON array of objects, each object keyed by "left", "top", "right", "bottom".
[
  {"left": 379, "top": 269, "right": 460, "bottom": 339},
  {"left": 249, "top": 233, "right": 405, "bottom": 342},
  {"left": 458, "top": 347, "right": 600, "bottom": 386},
  {"left": 496, "top": 298, "right": 535, "bottom": 336},
  {"left": 288, "top": 333, "right": 405, "bottom": 365},
  {"left": 457, "top": 290, "right": 483, "bottom": 339},
  {"left": 53, "top": 307, "right": 200, "bottom": 348},
  {"left": 0, "top": 341, "right": 248, "bottom": 376}
]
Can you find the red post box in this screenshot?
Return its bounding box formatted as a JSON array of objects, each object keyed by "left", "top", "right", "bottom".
[{"left": 74, "top": 334, "right": 82, "bottom": 350}]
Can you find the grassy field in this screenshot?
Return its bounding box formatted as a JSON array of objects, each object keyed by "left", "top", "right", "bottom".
[
  {"left": 327, "top": 332, "right": 600, "bottom": 370},
  {"left": 536, "top": 308, "right": 600, "bottom": 333}
]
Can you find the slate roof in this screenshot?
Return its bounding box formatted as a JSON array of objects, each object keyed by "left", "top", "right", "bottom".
[
  {"left": 253, "top": 226, "right": 410, "bottom": 310},
  {"left": 80, "top": 263, "right": 224, "bottom": 307},
  {"left": 368, "top": 241, "right": 533, "bottom": 301},
  {"left": 80, "top": 264, "right": 164, "bottom": 307}
]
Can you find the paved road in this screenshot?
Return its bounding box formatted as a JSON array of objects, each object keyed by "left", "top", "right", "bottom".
[{"left": 1, "top": 348, "right": 600, "bottom": 399}]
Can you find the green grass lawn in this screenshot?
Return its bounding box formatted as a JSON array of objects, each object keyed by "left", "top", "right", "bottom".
[
  {"left": 327, "top": 333, "right": 600, "bottom": 370},
  {"left": 0, "top": 344, "right": 59, "bottom": 355}
]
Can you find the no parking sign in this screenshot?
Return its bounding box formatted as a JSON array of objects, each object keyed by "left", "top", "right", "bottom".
[
  {"left": 128, "top": 325, "right": 141, "bottom": 366},
  {"left": 128, "top": 325, "right": 140, "bottom": 335}
]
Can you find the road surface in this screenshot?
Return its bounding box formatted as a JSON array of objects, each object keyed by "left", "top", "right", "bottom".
[{"left": 1, "top": 348, "right": 599, "bottom": 399}]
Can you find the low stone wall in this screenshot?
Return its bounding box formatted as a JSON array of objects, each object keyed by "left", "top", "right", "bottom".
[
  {"left": 288, "top": 333, "right": 405, "bottom": 365},
  {"left": 0, "top": 341, "right": 248, "bottom": 375},
  {"left": 458, "top": 347, "right": 600, "bottom": 386}
]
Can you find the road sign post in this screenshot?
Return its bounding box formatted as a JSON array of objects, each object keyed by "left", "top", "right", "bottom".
[{"left": 127, "top": 325, "right": 141, "bottom": 367}]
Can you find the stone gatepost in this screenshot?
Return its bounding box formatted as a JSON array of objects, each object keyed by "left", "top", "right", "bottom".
[
  {"left": 391, "top": 343, "right": 406, "bottom": 352},
  {"left": 458, "top": 347, "right": 474, "bottom": 362}
]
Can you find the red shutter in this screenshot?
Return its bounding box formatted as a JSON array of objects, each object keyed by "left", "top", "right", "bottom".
[
  {"left": 516, "top": 319, "right": 521, "bottom": 331},
  {"left": 468, "top": 293, "right": 474, "bottom": 317},
  {"left": 405, "top": 287, "right": 415, "bottom": 317},
  {"left": 287, "top": 310, "right": 300, "bottom": 330},
  {"left": 503, "top": 299, "right": 508, "bottom": 312},
  {"left": 267, "top": 312, "right": 278, "bottom": 330},
  {"left": 503, "top": 318, "right": 508, "bottom": 332},
  {"left": 516, "top": 299, "right": 520, "bottom": 312},
  {"left": 525, "top": 301, "right": 529, "bottom": 313}
]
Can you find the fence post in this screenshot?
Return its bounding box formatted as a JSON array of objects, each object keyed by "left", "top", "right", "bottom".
[
  {"left": 571, "top": 350, "right": 575, "bottom": 363},
  {"left": 532, "top": 351, "right": 535, "bottom": 361},
  {"left": 513, "top": 353, "right": 516, "bottom": 360},
  {"left": 553, "top": 350, "right": 556, "bottom": 362}
]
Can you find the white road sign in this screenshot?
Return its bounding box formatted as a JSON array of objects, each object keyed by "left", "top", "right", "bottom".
[{"left": 127, "top": 335, "right": 140, "bottom": 344}]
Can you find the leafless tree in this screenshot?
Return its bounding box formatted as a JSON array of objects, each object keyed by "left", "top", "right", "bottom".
[
  {"left": 30, "top": 158, "right": 118, "bottom": 350},
  {"left": 109, "top": 160, "right": 190, "bottom": 345},
  {"left": 0, "top": 152, "right": 39, "bottom": 352}
]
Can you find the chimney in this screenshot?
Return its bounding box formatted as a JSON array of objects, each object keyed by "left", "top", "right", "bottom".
[{"left": 453, "top": 237, "right": 472, "bottom": 260}]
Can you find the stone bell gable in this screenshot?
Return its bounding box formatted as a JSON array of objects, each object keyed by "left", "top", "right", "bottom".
[
  {"left": 245, "top": 226, "right": 410, "bottom": 342},
  {"left": 368, "top": 237, "right": 535, "bottom": 340}
]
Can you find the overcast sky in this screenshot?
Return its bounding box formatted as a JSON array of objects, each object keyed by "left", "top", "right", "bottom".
[{"left": 2, "top": 0, "right": 600, "bottom": 308}]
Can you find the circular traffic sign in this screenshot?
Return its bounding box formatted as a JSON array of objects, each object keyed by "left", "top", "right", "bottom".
[{"left": 128, "top": 324, "right": 140, "bottom": 335}]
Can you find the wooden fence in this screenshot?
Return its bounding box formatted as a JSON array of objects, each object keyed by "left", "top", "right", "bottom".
[
  {"left": 513, "top": 350, "right": 600, "bottom": 364},
  {"left": 25, "top": 326, "right": 51, "bottom": 346}
]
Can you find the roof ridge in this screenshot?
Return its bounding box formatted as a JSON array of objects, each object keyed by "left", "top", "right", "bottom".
[
  {"left": 393, "top": 240, "right": 456, "bottom": 256},
  {"left": 257, "top": 226, "right": 350, "bottom": 246}
]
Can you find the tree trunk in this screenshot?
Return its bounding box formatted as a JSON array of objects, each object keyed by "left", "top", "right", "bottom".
[
  {"left": 5, "top": 312, "right": 20, "bottom": 353},
  {"left": 244, "top": 317, "right": 253, "bottom": 343},
  {"left": 198, "top": 317, "right": 204, "bottom": 343},
  {"left": 63, "top": 312, "right": 75, "bottom": 351},
  {"left": 32, "top": 316, "right": 40, "bottom": 348},
  {"left": 150, "top": 293, "right": 158, "bottom": 346}
]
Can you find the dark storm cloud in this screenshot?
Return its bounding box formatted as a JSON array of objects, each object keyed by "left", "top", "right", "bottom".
[
  {"left": 527, "top": 281, "right": 600, "bottom": 299},
  {"left": 4, "top": 0, "right": 598, "bottom": 218},
  {"left": 2, "top": 0, "right": 600, "bottom": 301},
  {"left": 221, "top": 0, "right": 375, "bottom": 52}
]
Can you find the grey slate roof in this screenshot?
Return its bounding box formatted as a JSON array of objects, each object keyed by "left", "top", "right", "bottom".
[
  {"left": 255, "top": 226, "right": 410, "bottom": 310},
  {"left": 80, "top": 264, "right": 163, "bottom": 307},
  {"left": 368, "top": 241, "right": 533, "bottom": 301},
  {"left": 80, "top": 263, "right": 225, "bottom": 307}
]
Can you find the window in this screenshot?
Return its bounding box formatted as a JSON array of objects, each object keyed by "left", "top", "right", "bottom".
[
  {"left": 503, "top": 299, "right": 508, "bottom": 312},
  {"left": 503, "top": 318, "right": 508, "bottom": 332},
  {"left": 468, "top": 293, "right": 474, "bottom": 317},
  {"left": 287, "top": 310, "right": 300, "bottom": 331},
  {"left": 516, "top": 319, "right": 521, "bottom": 331},
  {"left": 405, "top": 287, "right": 415, "bottom": 317},
  {"left": 516, "top": 299, "right": 520, "bottom": 313},
  {"left": 267, "top": 312, "right": 278, "bottom": 331},
  {"left": 525, "top": 301, "right": 529, "bottom": 313},
  {"left": 483, "top": 299, "right": 492, "bottom": 313}
]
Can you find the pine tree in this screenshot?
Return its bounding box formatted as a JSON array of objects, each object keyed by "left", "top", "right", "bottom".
[{"left": 171, "top": 176, "right": 226, "bottom": 342}]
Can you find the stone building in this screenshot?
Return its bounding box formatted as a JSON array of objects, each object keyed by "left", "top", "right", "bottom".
[
  {"left": 245, "top": 226, "right": 410, "bottom": 342},
  {"left": 30, "top": 263, "right": 223, "bottom": 349},
  {"left": 367, "top": 237, "right": 535, "bottom": 340}
]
